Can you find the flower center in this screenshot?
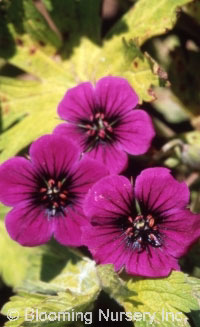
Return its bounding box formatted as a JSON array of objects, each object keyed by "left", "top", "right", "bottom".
[
  {"left": 39, "top": 178, "right": 68, "bottom": 217},
  {"left": 125, "top": 214, "right": 162, "bottom": 251},
  {"left": 82, "top": 112, "right": 114, "bottom": 141}
]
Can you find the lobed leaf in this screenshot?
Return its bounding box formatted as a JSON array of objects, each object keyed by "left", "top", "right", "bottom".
[
  {"left": 97, "top": 264, "right": 199, "bottom": 327},
  {"left": 107, "top": 0, "right": 193, "bottom": 45}
]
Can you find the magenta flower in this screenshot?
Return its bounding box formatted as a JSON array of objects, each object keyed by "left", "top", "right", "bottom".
[
  {"left": 0, "top": 134, "right": 107, "bottom": 247},
  {"left": 54, "top": 76, "right": 155, "bottom": 174},
  {"left": 82, "top": 168, "right": 200, "bottom": 277}
]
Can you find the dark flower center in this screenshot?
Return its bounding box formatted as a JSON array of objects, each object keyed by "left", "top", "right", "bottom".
[
  {"left": 85, "top": 113, "right": 113, "bottom": 140},
  {"left": 39, "top": 178, "right": 69, "bottom": 217},
  {"left": 124, "top": 213, "right": 162, "bottom": 252},
  {"left": 79, "top": 112, "right": 119, "bottom": 151}
]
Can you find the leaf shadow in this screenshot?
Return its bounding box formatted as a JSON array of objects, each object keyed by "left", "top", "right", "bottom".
[{"left": 40, "top": 239, "right": 81, "bottom": 282}]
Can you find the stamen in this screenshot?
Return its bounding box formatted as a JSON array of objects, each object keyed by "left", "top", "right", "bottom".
[
  {"left": 125, "top": 212, "right": 161, "bottom": 251},
  {"left": 48, "top": 179, "right": 55, "bottom": 187},
  {"left": 128, "top": 216, "right": 133, "bottom": 223},
  {"left": 57, "top": 181, "right": 62, "bottom": 189},
  {"left": 40, "top": 187, "right": 47, "bottom": 193},
  {"left": 82, "top": 112, "right": 115, "bottom": 147},
  {"left": 53, "top": 202, "right": 59, "bottom": 208},
  {"left": 59, "top": 193, "right": 67, "bottom": 199},
  {"left": 98, "top": 129, "right": 106, "bottom": 138},
  {"left": 39, "top": 178, "right": 69, "bottom": 216},
  {"left": 95, "top": 113, "right": 101, "bottom": 119}
]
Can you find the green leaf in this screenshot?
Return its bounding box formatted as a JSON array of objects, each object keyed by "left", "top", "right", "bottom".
[
  {"left": 0, "top": 75, "right": 73, "bottom": 162},
  {"left": 0, "top": 0, "right": 61, "bottom": 59},
  {"left": 94, "top": 38, "right": 168, "bottom": 103},
  {"left": 185, "top": 276, "right": 200, "bottom": 326},
  {"left": 97, "top": 265, "right": 199, "bottom": 327},
  {"left": 0, "top": 220, "right": 39, "bottom": 287},
  {"left": 1, "top": 254, "right": 100, "bottom": 327},
  {"left": 107, "top": 0, "right": 193, "bottom": 45},
  {"left": 97, "top": 264, "right": 133, "bottom": 302},
  {"left": 9, "top": 0, "right": 61, "bottom": 49},
  {"left": 124, "top": 271, "right": 199, "bottom": 327}
]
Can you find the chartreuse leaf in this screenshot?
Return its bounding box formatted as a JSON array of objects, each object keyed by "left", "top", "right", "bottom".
[
  {"left": 0, "top": 220, "right": 40, "bottom": 287},
  {"left": 0, "top": 203, "right": 9, "bottom": 220},
  {"left": 66, "top": 37, "right": 167, "bottom": 103},
  {"left": 98, "top": 265, "right": 199, "bottom": 327},
  {"left": 7, "top": 0, "right": 61, "bottom": 50},
  {"left": 0, "top": 0, "right": 102, "bottom": 162},
  {"left": 3, "top": 28, "right": 72, "bottom": 80},
  {"left": 0, "top": 76, "right": 74, "bottom": 162},
  {"left": 97, "top": 264, "right": 133, "bottom": 301},
  {"left": 0, "top": 0, "right": 60, "bottom": 60},
  {"left": 91, "top": 0, "right": 192, "bottom": 102},
  {"left": 184, "top": 276, "right": 200, "bottom": 327},
  {"left": 107, "top": 0, "right": 193, "bottom": 45},
  {"left": 1, "top": 254, "right": 100, "bottom": 327},
  {"left": 0, "top": 0, "right": 192, "bottom": 159},
  {"left": 125, "top": 272, "right": 198, "bottom": 327}
]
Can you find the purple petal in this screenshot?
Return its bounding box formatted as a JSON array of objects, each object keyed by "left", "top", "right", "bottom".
[
  {"left": 70, "top": 158, "right": 109, "bottom": 208},
  {"left": 126, "top": 246, "right": 179, "bottom": 277},
  {"left": 53, "top": 208, "right": 88, "bottom": 246},
  {"left": 160, "top": 209, "right": 200, "bottom": 257},
  {"left": 84, "top": 144, "right": 128, "bottom": 174},
  {"left": 29, "top": 134, "right": 80, "bottom": 178},
  {"left": 135, "top": 168, "right": 190, "bottom": 215},
  {"left": 82, "top": 225, "right": 128, "bottom": 271},
  {"left": 58, "top": 82, "right": 95, "bottom": 122},
  {"left": 5, "top": 202, "right": 53, "bottom": 246},
  {"left": 0, "top": 158, "right": 37, "bottom": 206},
  {"left": 95, "top": 76, "right": 138, "bottom": 116},
  {"left": 54, "top": 123, "right": 84, "bottom": 151},
  {"left": 83, "top": 224, "right": 179, "bottom": 277},
  {"left": 83, "top": 175, "right": 133, "bottom": 220},
  {"left": 116, "top": 110, "right": 155, "bottom": 155}
]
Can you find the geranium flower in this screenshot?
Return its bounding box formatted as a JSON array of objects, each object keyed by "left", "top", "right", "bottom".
[
  {"left": 82, "top": 168, "right": 200, "bottom": 277},
  {"left": 0, "top": 134, "right": 107, "bottom": 246},
  {"left": 54, "top": 76, "right": 155, "bottom": 174}
]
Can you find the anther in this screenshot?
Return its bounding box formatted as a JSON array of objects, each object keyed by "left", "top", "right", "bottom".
[
  {"left": 95, "top": 113, "right": 101, "bottom": 119},
  {"left": 59, "top": 193, "right": 67, "bottom": 200},
  {"left": 128, "top": 216, "right": 133, "bottom": 223},
  {"left": 40, "top": 187, "right": 47, "bottom": 193},
  {"left": 53, "top": 202, "right": 59, "bottom": 208},
  {"left": 98, "top": 129, "right": 106, "bottom": 138},
  {"left": 57, "top": 181, "right": 62, "bottom": 189},
  {"left": 125, "top": 227, "right": 134, "bottom": 237},
  {"left": 48, "top": 179, "right": 55, "bottom": 187}
]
